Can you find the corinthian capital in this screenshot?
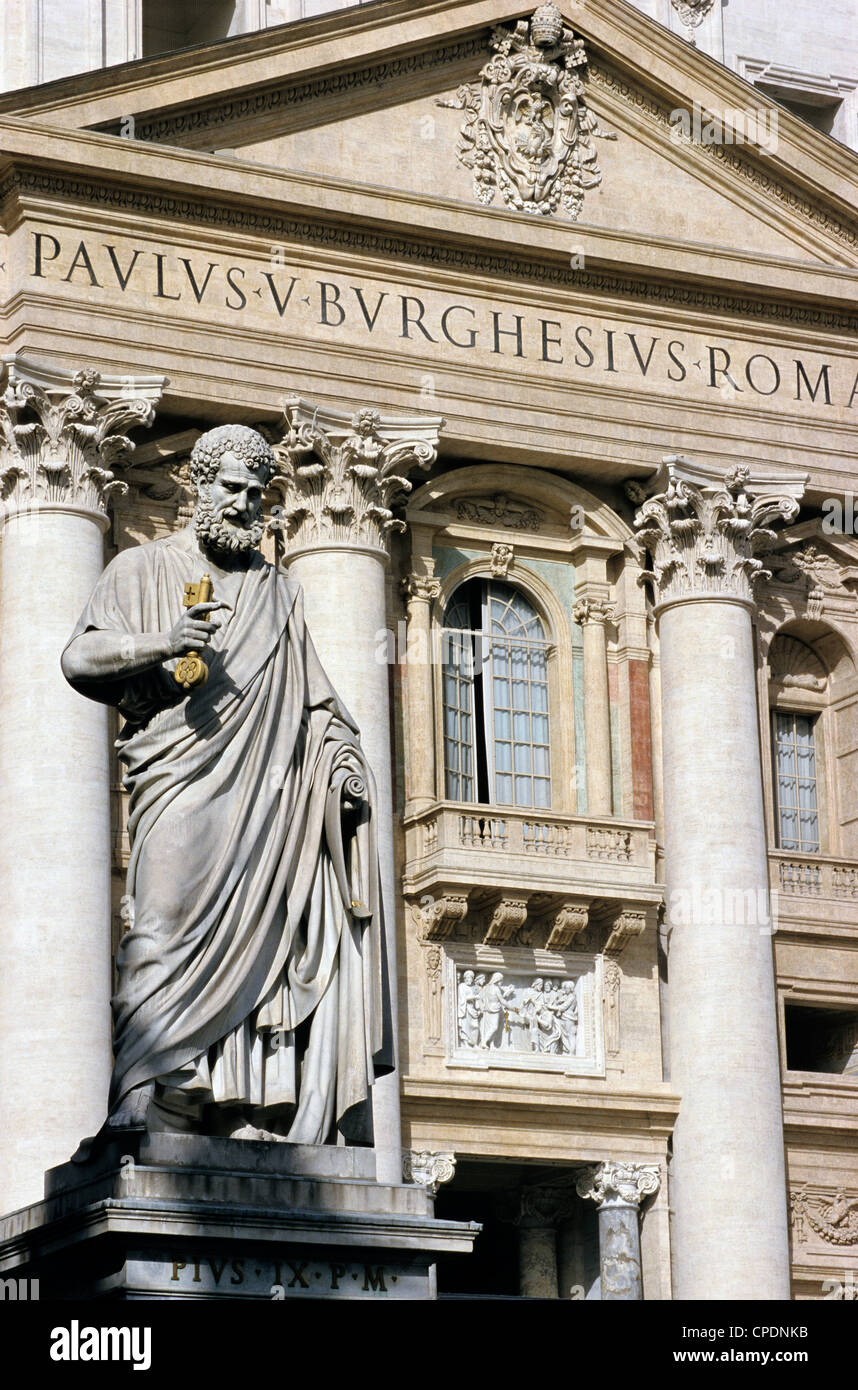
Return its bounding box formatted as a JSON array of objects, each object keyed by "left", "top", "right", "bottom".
[
  {"left": 633, "top": 456, "right": 805, "bottom": 609},
  {"left": 270, "top": 396, "right": 443, "bottom": 557},
  {"left": 576, "top": 1161, "right": 660, "bottom": 1209},
  {"left": 0, "top": 355, "right": 164, "bottom": 520}
]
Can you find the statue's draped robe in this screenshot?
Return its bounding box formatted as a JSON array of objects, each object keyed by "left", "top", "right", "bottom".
[{"left": 66, "top": 537, "right": 393, "bottom": 1145}]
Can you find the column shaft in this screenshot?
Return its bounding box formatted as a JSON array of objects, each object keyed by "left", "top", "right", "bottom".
[
  {"left": 0, "top": 508, "right": 112, "bottom": 1212},
  {"left": 660, "top": 598, "right": 789, "bottom": 1298},
  {"left": 273, "top": 395, "right": 443, "bottom": 1185},
  {"left": 287, "top": 548, "right": 401, "bottom": 1184},
  {"left": 518, "top": 1224, "right": 559, "bottom": 1298},
  {"left": 597, "top": 1203, "right": 643, "bottom": 1300}
]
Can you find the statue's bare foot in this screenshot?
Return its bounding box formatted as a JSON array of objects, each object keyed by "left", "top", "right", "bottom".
[
  {"left": 106, "top": 1082, "right": 155, "bottom": 1132},
  {"left": 230, "top": 1120, "right": 287, "bottom": 1142}
]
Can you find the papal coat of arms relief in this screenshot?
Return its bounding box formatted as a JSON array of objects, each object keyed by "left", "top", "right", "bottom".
[{"left": 437, "top": 2, "right": 615, "bottom": 221}]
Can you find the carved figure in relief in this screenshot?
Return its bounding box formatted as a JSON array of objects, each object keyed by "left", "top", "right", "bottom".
[
  {"left": 454, "top": 967, "right": 583, "bottom": 1057},
  {"left": 457, "top": 969, "right": 481, "bottom": 1047},
  {"left": 479, "top": 971, "right": 515, "bottom": 1049},
  {"left": 521, "top": 977, "right": 545, "bottom": 1050},
  {"left": 532, "top": 994, "right": 563, "bottom": 1053},
  {"left": 63, "top": 425, "right": 393, "bottom": 1149},
  {"left": 555, "top": 979, "right": 579, "bottom": 1054}
]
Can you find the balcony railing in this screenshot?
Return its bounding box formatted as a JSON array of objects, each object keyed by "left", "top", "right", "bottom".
[
  {"left": 770, "top": 851, "right": 858, "bottom": 901},
  {"left": 403, "top": 800, "right": 656, "bottom": 903}
]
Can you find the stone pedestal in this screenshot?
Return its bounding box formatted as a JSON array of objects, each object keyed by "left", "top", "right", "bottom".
[
  {"left": 635, "top": 457, "right": 804, "bottom": 1301},
  {"left": 0, "top": 1134, "right": 478, "bottom": 1300},
  {"left": 271, "top": 398, "right": 443, "bottom": 1186}
]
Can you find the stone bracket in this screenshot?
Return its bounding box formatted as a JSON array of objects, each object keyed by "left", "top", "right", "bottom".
[
  {"left": 593, "top": 903, "right": 649, "bottom": 955},
  {"left": 544, "top": 898, "right": 590, "bottom": 950},
  {"left": 483, "top": 896, "right": 529, "bottom": 944},
  {"left": 417, "top": 892, "right": 469, "bottom": 942}
]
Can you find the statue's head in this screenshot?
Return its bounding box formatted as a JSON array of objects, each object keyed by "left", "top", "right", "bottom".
[{"left": 189, "top": 425, "right": 276, "bottom": 555}]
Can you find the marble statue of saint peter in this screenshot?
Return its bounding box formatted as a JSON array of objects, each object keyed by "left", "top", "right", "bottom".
[{"left": 63, "top": 425, "right": 392, "bottom": 1146}]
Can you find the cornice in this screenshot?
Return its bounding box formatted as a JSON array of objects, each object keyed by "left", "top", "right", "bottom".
[
  {"left": 96, "top": 36, "right": 488, "bottom": 148},
  {"left": 0, "top": 1, "right": 524, "bottom": 124},
  {"left": 587, "top": 61, "right": 858, "bottom": 259},
  {"left": 402, "top": 1073, "right": 680, "bottom": 1124},
  {"left": 0, "top": 0, "right": 854, "bottom": 247}
]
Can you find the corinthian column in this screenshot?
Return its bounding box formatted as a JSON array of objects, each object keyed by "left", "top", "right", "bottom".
[
  {"left": 0, "top": 356, "right": 162, "bottom": 1213},
  {"left": 271, "top": 396, "right": 443, "bottom": 1185},
  {"left": 401, "top": 571, "right": 441, "bottom": 815},
  {"left": 573, "top": 596, "right": 614, "bottom": 816},
  {"left": 634, "top": 456, "right": 804, "bottom": 1300},
  {"left": 577, "top": 1161, "right": 660, "bottom": 1300}
]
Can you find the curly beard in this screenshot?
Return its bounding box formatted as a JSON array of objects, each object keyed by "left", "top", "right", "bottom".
[{"left": 194, "top": 496, "right": 263, "bottom": 554}]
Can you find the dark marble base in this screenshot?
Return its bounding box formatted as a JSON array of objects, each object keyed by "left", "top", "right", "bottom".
[{"left": 0, "top": 1133, "right": 478, "bottom": 1300}]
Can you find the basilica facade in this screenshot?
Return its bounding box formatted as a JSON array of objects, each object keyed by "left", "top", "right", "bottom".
[{"left": 0, "top": 0, "right": 857, "bottom": 1300}]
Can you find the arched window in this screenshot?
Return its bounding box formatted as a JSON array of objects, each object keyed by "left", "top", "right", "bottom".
[
  {"left": 442, "top": 579, "right": 551, "bottom": 809},
  {"left": 768, "top": 633, "right": 829, "bottom": 854},
  {"left": 772, "top": 710, "right": 820, "bottom": 853}
]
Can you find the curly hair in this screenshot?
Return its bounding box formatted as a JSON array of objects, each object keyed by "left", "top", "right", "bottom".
[{"left": 189, "top": 424, "right": 276, "bottom": 490}]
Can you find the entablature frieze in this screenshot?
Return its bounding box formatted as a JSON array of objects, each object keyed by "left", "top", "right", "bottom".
[{"left": 401, "top": 1074, "right": 680, "bottom": 1157}]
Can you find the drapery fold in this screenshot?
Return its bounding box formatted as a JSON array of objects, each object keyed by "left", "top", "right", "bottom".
[{"left": 65, "top": 537, "right": 392, "bottom": 1145}]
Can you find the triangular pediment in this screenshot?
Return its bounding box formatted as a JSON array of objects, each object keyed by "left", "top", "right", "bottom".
[{"left": 1, "top": 0, "right": 857, "bottom": 272}]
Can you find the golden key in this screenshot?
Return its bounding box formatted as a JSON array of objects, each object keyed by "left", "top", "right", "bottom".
[{"left": 174, "top": 573, "right": 214, "bottom": 691}]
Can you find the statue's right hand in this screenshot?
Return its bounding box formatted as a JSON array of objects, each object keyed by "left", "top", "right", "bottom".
[{"left": 166, "top": 602, "right": 229, "bottom": 656}]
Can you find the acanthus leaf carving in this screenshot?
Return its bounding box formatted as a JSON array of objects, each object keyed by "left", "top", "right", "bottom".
[
  {"left": 604, "top": 909, "right": 647, "bottom": 956},
  {"left": 418, "top": 893, "right": 469, "bottom": 942},
  {"left": 437, "top": 4, "right": 614, "bottom": 221},
  {"left": 0, "top": 360, "right": 161, "bottom": 517},
  {"left": 670, "top": 0, "right": 715, "bottom": 42},
  {"left": 545, "top": 899, "right": 589, "bottom": 950},
  {"left": 573, "top": 596, "right": 614, "bottom": 627},
  {"left": 454, "top": 493, "right": 543, "bottom": 531},
  {"left": 484, "top": 896, "right": 529, "bottom": 944},
  {"left": 270, "top": 397, "right": 442, "bottom": 554},
  {"left": 633, "top": 458, "right": 803, "bottom": 608},
  {"left": 401, "top": 573, "right": 442, "bottom": 606}
]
